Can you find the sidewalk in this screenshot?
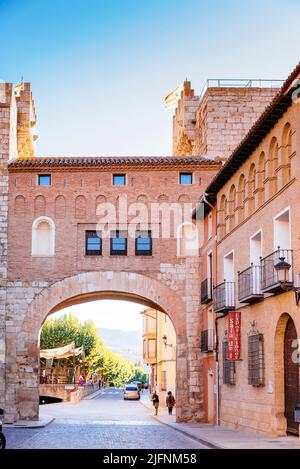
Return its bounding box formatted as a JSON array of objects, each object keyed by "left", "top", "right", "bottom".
[{"left": 140, "top": 393, "right": 300, "bottom": 449}]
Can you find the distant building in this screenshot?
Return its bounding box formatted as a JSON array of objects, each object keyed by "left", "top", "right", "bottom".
[{"left": 142, "top": 308, "right": 176, "bottom": 404}]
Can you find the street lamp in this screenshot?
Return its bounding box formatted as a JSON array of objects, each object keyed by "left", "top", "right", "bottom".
[
  {"left": 162, "top": 335, "right": 173, "bottom": 348},
  {"left": 274, "top": 256, "right": 300, "bottom": 305},
  {"left": 274, "top": 256, "right": 291, "bottom": 284}
]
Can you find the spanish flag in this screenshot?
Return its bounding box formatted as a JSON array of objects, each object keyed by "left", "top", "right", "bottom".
[
  {"left": 13, "top": 82, "right": 24, "bottom": 97},
  {"left": 164, "top": 84, "right": 183, "bottom": 110}
]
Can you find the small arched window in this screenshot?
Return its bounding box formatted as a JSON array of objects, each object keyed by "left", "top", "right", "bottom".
[
  {"left": 268, "top": 137, "right": 278, "bottom": 196},
  {"left": 176, "top": 222, "right": 199, "bottom": 257},
  {"left": 218, "top": 194, "right": 227, "bottom": 238},
  {"left": 257, "top": 152, "right": 266, "bottom": 205},
  {"left": 32, "top": 216, "right": 55, "bottom": 256},
  {"left": 247, "top": 163, "right": 256, "bottom": 216},
  {"left": 228, "top": 185, "right": 236, "bottom": 230},
  {"left": 281, "top": 123, "right": 292, "bottom": 186},
  {"left": 237, "top": 174, "right": 246, "bottom": 223}
]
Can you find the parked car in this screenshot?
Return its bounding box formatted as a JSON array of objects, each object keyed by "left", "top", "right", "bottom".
[{"left": 123, "top": 384, "right": 140, "bottom": 400}]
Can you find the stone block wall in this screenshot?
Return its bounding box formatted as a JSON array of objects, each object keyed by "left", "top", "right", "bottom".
[
  {"left": 193, "top": 87, "right": 279, "bottom": 159},
  {"left": 0, "top": 83, "right": 10, "bottom": 413}
]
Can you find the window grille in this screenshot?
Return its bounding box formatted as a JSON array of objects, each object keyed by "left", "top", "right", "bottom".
[{"left": 248, "top": 323, "right": 264, "bottom": 387}]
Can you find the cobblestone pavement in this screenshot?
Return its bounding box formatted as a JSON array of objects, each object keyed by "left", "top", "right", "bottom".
[{"left": 5, "top": 388, "right": 208, "bottom": 449}]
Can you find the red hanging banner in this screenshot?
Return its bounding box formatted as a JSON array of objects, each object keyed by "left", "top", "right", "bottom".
[{"left": 227, "top": 311, "right": 241, "bottom": 361}]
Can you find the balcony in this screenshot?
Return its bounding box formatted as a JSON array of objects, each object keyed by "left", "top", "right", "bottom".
[
  {"left": 260, "top": 248, "right": 293, "bottom": 294},
  {"left": 238, "top": 265, "right": 263, "bottom": 304},
  {"left": 201, "top": 329, "right": 214, "bottom": 353},
  {"left": 213, "top": 281, "right": 235, "bottom": 313},
  {"left": 201, "top": 278, "right": 213, "bottom": 304}
]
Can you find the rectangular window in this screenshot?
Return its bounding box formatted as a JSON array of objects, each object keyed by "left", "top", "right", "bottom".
[
  {"left": 110, "top": 230, "right": 127, "bottom": 255},
  {"left": 148, "top": 339, "right": 156, "bottom": 359},
  {"left": 85, "top": 231, "right": 102, "bottom": 256},
  {"left": 248, "top": 333, "right": 264, "bottom": 387},
  {"left": 135, "top": 230, "right": 152, "bottom": 256},
  {"left": 113, "top": 174, "right": 126, "bottom": 186},
  {"left": 179, "top": 172, "right": 192, "bottom": 185},
  {"left": 38, "top": 174, "right": 51, "bottom": 186}
]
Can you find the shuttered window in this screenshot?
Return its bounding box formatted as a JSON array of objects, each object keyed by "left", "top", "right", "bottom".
[{"left": 248, "top": 333, "right": 264, "bottom": 387}]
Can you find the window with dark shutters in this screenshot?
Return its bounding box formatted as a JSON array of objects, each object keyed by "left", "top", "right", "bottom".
[{"left": 248, "top": 332, "right": 264, "bottom": 387}]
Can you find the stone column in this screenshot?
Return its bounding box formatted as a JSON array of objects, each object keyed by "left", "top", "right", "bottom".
[
  {"left": 184, "top": 257, "right": 205, "bottom": 422},
  {"left": 0, "top": 83, "right": 10, "bottom": 418}
]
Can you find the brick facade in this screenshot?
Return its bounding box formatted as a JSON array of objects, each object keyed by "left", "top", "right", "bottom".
[{"left": 200, "top": 62, "right": 300, "bottom": 436}]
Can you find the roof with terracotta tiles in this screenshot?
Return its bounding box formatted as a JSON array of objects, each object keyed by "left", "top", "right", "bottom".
[{"left": 8, "top": 156, "right": 221, "bottom": 170}]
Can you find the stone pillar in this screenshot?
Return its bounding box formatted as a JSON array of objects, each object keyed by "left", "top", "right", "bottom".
[
  {"left": 0, "top": 83, "right": 11, "bottom": 419},
  {"left": 184, "top": 257, "right": 205, "bottom": 422}
]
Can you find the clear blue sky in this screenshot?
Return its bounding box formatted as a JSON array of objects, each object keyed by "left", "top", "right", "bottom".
[{"left": 1, "top": 0, "right": 300, "bottom": 156}]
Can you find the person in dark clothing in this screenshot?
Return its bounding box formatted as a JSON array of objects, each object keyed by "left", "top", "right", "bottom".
[
  {"left": 151, "top": 391, "right": 159, "bottom": 415},
  {"left": 166, "top": 391, "right": 176, "bottom": 415}
]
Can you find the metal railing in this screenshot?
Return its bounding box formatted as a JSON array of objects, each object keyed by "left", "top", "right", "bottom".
[
  {"left": 201, "top": 278, "right": 213, "bottom": 304},
  {"left": 201, "top": 329, "right": 214, "bottom": 353},
  {"left": 238, "top": 265, "right": 262, "bottom": 302},
  {"left": 200, "top": 78, "right": 283, "bottom": 100},
  {"left": 213, "top": 281, "right": 235, "bottom": 312},
  {"left": 260, "top": 248, "right": 293, "bottom": 292}
]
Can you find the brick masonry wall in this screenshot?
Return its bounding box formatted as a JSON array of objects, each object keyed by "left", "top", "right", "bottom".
[{"left": 3, "top": 159, "right": 219, "bottom": 422}]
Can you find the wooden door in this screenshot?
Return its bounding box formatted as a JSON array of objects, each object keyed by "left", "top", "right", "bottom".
[{"left": 284, "top": 317, "right": 299, "bottom": 435}]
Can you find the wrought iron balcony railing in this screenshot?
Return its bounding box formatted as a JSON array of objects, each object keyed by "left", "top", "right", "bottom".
[
  {"left": 260, "top": 248, "right": 293, "bottom": 293},
  {"left": 201, "top": 329, "right": 214, "bottom": 353},
  {"left": 238, "top": 265, "right": 263, "bottom": 304},
  {"left": 213, "top": 281, "right": 235, "bottom": 313},
  {"left": 201, "top": 278, "right": 213, "bottom": 304}
]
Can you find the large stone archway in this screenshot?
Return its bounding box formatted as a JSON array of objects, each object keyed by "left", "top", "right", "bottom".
[{"left": 5, "top": 271, "right": 197, "bottom": 423}]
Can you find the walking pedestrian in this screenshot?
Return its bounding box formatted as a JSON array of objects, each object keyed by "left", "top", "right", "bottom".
[
  {"left": 166, "top": 391, "right": 176, "bottom": 415},
  {"left": 151, "top": 391, "right": 159, "bottom": 416}
]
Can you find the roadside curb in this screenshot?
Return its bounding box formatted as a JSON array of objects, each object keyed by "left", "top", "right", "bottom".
[
  {"left": 151, "top": 416, "right": 223, "bottom": 449},
  {"left": 84, "top": 389, "right": 104, "bottom": 400},
  {"left": 139, "top": 397, "right": 223, "bottom": 449},
  {"left": 4, "top": 415, "right": 55, "bottom": 429}
]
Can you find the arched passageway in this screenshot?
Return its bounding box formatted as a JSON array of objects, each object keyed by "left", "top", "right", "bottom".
[{"left": 6, "top": 271, "right": 199, "bottom": 424}]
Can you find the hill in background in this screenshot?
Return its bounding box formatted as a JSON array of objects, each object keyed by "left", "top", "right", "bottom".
[{"left": 97, "top": 328, "right": 143, "bottom": 366}]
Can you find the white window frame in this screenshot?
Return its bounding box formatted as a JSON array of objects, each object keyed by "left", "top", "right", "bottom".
[
  {"left": 273, "top": 206, "right": 291, "bottom": 251},
  {"left": 249, "top": 228, "right": 262, "bottom": 265}
]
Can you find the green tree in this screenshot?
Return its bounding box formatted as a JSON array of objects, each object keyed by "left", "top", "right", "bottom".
[{"left": 40, "top": 313, "right": 137, "bottom": 387}]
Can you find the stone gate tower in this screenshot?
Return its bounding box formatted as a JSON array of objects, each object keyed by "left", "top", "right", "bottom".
[{"left": 0, "top": 82, "right": 37, "bottom": 417}]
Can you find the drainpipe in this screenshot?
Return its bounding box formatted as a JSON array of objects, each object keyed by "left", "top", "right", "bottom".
[{"left": 215, "top": 312, "right": 227, "bottom": 426}]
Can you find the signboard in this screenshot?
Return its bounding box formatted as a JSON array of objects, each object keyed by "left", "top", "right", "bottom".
[{"left": 227, "top": 311, "right": 241, "bottom": 361}]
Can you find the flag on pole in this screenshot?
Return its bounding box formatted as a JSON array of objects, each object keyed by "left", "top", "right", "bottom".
[
  {"left": 13, "top": 82, "right": 24, "bottom": 97},
  {"left": 164, "top": 84, "right": 183, "bottom": 110}
]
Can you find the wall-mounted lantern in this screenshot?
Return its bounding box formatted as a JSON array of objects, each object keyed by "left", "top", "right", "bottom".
[
  {"left": 274, "top": 256, "right": 291, "bottom": 284},
  {"left": 274, "top": 256, "right": 300, "bottom": 305},
  {"left": 162, "top": 335, "right": 173, "bottom": 348}
]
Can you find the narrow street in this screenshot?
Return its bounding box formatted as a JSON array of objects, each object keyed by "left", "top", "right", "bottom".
[{"left": 5, "top": 388, "right": 209, "bottom": 449}]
